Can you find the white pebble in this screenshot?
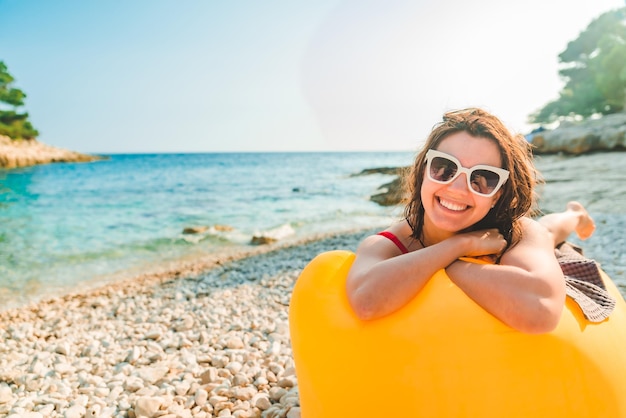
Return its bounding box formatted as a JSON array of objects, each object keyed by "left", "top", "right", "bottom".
[
  {"left": 64, "top": 405, "right": 86, "bottom": 418},
  {"left": 134, "top": 396, "right": 164, "bottom": 417}
]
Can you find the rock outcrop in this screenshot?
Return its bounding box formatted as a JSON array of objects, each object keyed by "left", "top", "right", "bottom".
[
  {"left": 0, "top": 135, "right": 104, "bottom": 168},
  {"left": 371, "top": 176, "right": 405, "bottom": 206},
  {"left": 352, "top": 166, "right": 408, "bottom": 207},
  {"left": 530, "top": 113, "right": 626, "bottom": 155}
]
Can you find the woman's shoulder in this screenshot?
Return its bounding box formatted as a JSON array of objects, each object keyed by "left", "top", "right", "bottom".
[
  {"left": 508, "top": 216, "right": 553, "bottom": 252},
  {"left": 380, "top": 220, "right": 420, "bottom": 252},
  {"left": 358, "top": 219, "right": 416, "bottom": 256},
  {"left": 519, "top": 216, "right": 549, "bottom": 236}
]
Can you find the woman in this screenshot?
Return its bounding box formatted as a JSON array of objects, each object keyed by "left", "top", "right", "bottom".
[{"left": 346, "top": 108, "right": 595, "bottom": 334}]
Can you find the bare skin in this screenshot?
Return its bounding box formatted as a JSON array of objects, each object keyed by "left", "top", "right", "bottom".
[
  {"left": 539, "top": 201, "right": 596, "bottom": 245},
  {"left": 346, "top": 134, "right": 571, "bottom": 334},
  {"left": 347, "top": 198, "right": 596, "bottom": 334}
]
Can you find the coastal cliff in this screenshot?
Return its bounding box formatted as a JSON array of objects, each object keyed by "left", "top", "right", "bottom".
[{"left": 0, "top": 135, "right": 103, "bottom": 169}]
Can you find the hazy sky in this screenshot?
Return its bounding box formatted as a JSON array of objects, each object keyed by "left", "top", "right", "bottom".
[{"left": 1, "top": 0, "right": 624, "bottom": 153}]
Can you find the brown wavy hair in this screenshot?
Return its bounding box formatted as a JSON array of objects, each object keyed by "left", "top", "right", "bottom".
[{"left": 403, "top": 108, "right": 540, "bottom": 248}]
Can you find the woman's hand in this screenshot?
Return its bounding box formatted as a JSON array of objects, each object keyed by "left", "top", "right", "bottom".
[{"left": 458, "top": 228, "right": 508, "bottom": 259}]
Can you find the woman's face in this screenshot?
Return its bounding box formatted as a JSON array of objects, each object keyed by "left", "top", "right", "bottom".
[{"left": 421, "top": 132, "right": 503, "bottom": 240}]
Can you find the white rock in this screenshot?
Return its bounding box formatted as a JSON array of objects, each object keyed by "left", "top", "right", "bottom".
[
  {"left": 145, "top": 329, "right": 163, "bottom": 340},
  {"left": 55, "top": 343, "right": 71, "bottom": 356},
  {"left": 252, "top": 394, "right": 271, "bottom": 411},
  {"left": 225, "top": 336, "right": 244, "bottom": 349},
  {"left": 268, "top": 387, "right": 287, "bottom": 402},
  {"left": 136, "top": 366, "right": 169, "bottom": 385},
  {"left": 19, "top": 413, "right": 43, "bottom": 418},
  {"left": 0, "top": 383, "right": 13, "bottom": 404},
  {"left": 231, "top": 386, "right": 257, "bottom": 401},
  {"left": 134, "top": 396, "right": 164, "bottom": 417},
  {"left": 225, "top": 361, "right": 243, "bottom": 375},
  {"left": 194, "top": 388, "right": 209, "bottom": 406},
  {"left": 277, "top": 376, "right": 297, "bottom": 388},
  {"left": 200, "top": 368, "right": 218, "bottom": 384},
  {"left": 124, "top": 376, "right": 144, "bottom": 392},
  {"left": 87, "top": 404, "right": 101, "bottom": 417},
  {"left": 174, "top": 381, "right": 190, "bottom": 396},
  {"left": 64, "top": 404, "right": 86, "bottom": 418},
  {"left": 286, "top": 407, "right": 301, "bottom": 418}
]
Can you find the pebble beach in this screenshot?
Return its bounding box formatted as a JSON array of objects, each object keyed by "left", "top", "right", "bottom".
[{"left": 0, "top": 230, "right": 375, "bottom": 418}]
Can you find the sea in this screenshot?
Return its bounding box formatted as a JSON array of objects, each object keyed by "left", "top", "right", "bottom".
[
  {"left": 2, "top": 151, "right": 625, "bottom": 310},
  {"left": 0, "top": 152, "right": 412, "bottom": 309}
]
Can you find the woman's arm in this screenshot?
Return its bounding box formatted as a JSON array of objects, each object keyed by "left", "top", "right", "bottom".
[
  {"left": 446, "top": 217, "right": 566, "bottom": 334},
  {"left": 346, "top": 223, "right": 507, "bottom": 320}
]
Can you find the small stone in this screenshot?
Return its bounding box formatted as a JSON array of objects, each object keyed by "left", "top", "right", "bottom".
[
  {"left": 174, "top": 381, "right": 191, "bottom": 396},
  {"left": 286, "top": 407, "right": 301, "bottom": 418},
  {"left": 145, "top": 329, "right": 162, "bottom": 340},
  {"left": 54, "top": 362, "right": 75, "bottom": 375},
  {"left": 200, "top": 367, "right": 218, "bottom": 384},
  {"left": 134, "top": 396, "right": 164, "bottom": 417},
  {"left": 252, "top": 394, "right": 271, "bottom": 411},
  {"left": 194, "top": 388, "right": 209, "bottom": 406},
  {"left": 225, "top": 361, "right": 243, "bottom": 375},
  {"left": 0, "top": 384, "right": 13, "bottom": 404},
  {"left": 174, "top": 315, "right": 194, "bottom": 331},
  {"left": 231, "top": 386, "right": 257, "bottom": 401},
  {"left": 124, "top": 376, "right": 144, "bottom": 392},
  {"left": 209, "top": 395, "right": 229, "bottom": 407},
  {"left": 233, "top": 373, "right": 249, "bottom": 386},
  {"left": 136, "top": 366, "right": 168, "bottom": 385},
  {"left": 55, "top": 343, "right": 70, "bottom": 356},
  {"left": 269, "top": 387, "right": 287, "bottom": 402},
  {"left": 277, "top": 376, "right": 297, "bottom": 388},
  {"left": 87, "top": 404, "right": 101, "bottom": 417},
  {"left": 226, "top": 336, "right": 244, "bottom": 349},
  {"left": 20, "top": 413, "right": 44, "bottom": 418},
  {"left": 125, "top": 346, "right": 141, "bottom": 364},
  {"left": 64, "top": 405, "right": 86, "bottom": 418},
  {"left": 183, "top": 226, "right": 209, "bottom": 234}
]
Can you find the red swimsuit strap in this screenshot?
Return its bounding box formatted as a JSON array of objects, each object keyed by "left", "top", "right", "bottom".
[{"left": 377, "top": 231, "right": 409, "bottom": 254}]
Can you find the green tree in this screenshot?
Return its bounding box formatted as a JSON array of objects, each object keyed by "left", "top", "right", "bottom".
[
  {"left": 0, "top": 61, "right": 39, "bottom": 140},
  {"left": 529, "top": 7, "right": 626, "bottom": 124}
]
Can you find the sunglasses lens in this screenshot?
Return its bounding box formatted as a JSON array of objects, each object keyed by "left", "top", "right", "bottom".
[
  {"left": 430, "top": 156, "right": 458, "bottom": 182},
  {"left": 428, "top": 153, "right": 503, "bottom": 196},
  {"left": 470, "top": 170, "right": 501, "bottom": 195}
]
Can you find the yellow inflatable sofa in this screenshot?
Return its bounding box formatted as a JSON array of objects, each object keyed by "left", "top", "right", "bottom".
[{"left": 289, "top": 250, "right": 626, "bottom": 418}]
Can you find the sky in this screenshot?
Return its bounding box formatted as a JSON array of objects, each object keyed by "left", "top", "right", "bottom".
[{"left": 1, "top": 0, "right": 624, "bottom": 154}]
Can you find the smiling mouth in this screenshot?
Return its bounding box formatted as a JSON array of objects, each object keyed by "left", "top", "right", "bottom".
[{"left": 438, "top": 197, "right": 469, "bottom": 212}]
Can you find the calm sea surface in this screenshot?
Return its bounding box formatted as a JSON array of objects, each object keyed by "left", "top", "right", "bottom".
[{"left": 0, "top": 152, "right": 412, "bottom": 308}]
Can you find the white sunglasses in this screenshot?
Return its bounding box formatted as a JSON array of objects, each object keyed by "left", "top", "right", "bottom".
[{"left": 425, "top": 149, "right": 509, "bottom": 197}]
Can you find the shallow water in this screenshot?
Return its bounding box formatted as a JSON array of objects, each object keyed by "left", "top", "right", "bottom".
[{"left": 0, "top": 152, "right": 410, "bottom": 308}]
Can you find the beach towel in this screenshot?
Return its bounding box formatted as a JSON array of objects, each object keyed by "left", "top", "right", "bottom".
[{"left": 556, "top": 242, "right": 616, "bottom": 323}]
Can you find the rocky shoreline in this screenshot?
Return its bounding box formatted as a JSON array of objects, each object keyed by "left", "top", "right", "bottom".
[
  {"left": 530, "top": 112, "right": 626, "bottom": 155},
  {"left": 0, "top": 135, "right": 104, "bottom": 169},
  {"left": 0, "top": 229, "right": 374, "bottom": 418}
]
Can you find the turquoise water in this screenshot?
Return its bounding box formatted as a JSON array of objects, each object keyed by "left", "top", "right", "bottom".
[{"left": 0, "top": 152, "right": 412, "bottom": 308}]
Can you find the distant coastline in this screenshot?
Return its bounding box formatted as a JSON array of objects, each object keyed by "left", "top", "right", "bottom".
[{"left": 0, "top": 135, "right": 105, "bottom": 168}]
